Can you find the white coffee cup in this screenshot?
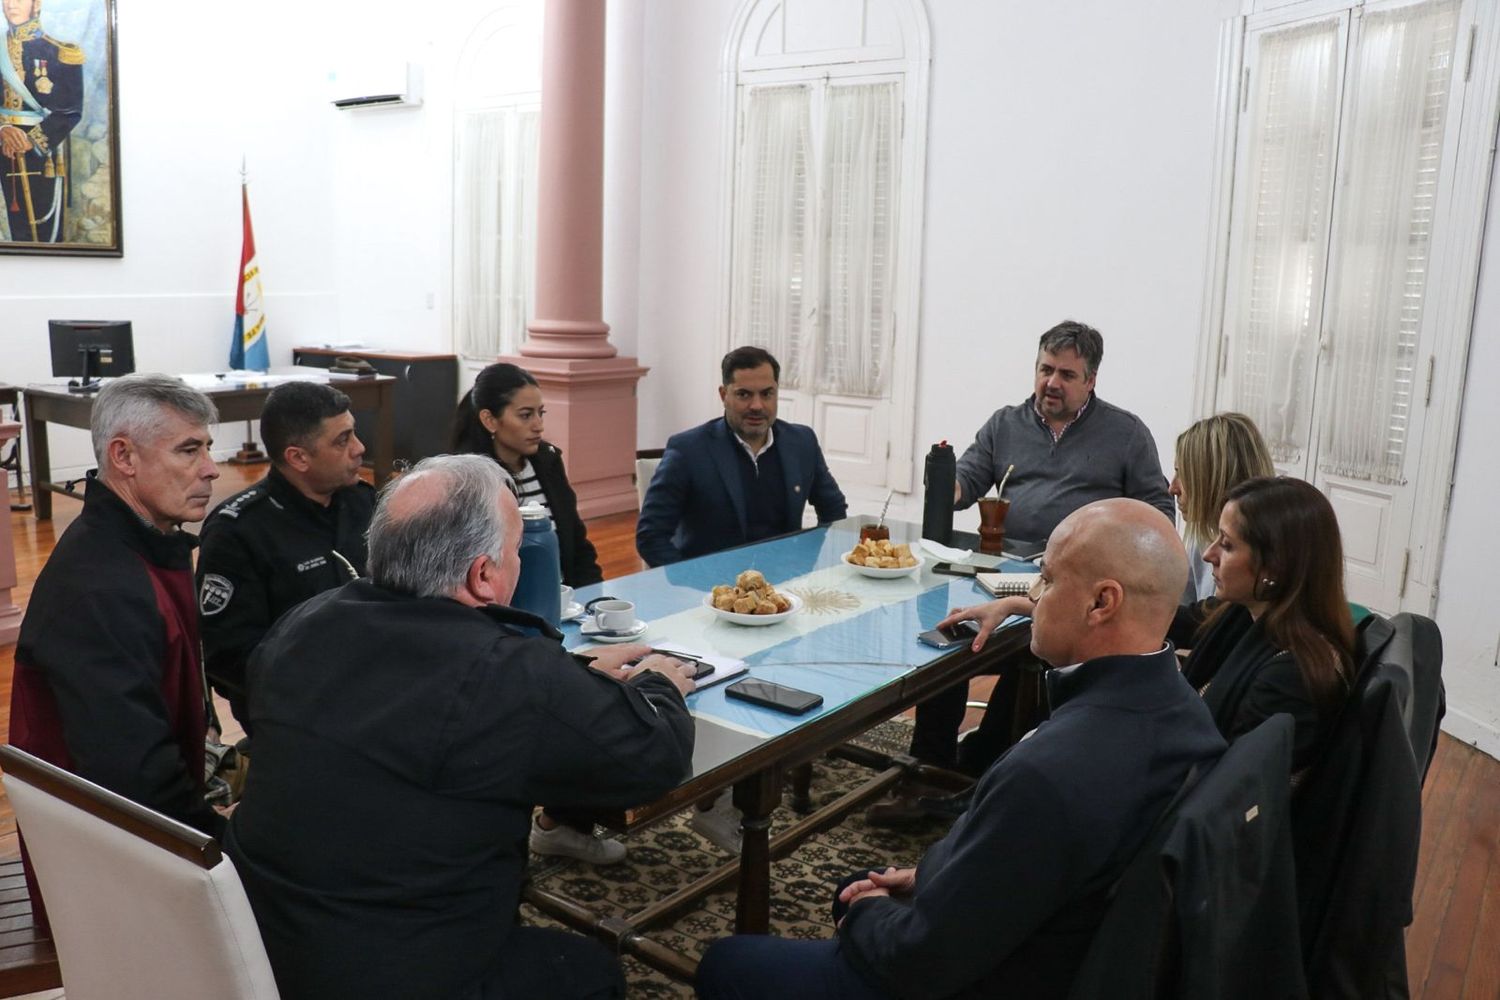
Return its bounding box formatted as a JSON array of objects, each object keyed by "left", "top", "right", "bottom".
[
  {"left": 587, "top": 598, "right": 636, "bottom": 632},
  {"left": 560, "top": 585, "right": 574, "bottom": 611}
]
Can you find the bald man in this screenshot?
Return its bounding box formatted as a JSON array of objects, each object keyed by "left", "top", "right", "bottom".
[
  {"left": 225, "top": 455, "right": 695, "bottom": 1000},
  {"left": 696, "top": 499, "right": 1227, "bottom": 1000}
]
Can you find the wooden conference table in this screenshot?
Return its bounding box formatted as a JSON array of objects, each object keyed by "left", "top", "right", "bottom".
[
  {"left": 528, "top": 516, "right": 1038, "bottom": 980},
  {"left": 21, "top": 372, "right": 397, "bottom": 520}
]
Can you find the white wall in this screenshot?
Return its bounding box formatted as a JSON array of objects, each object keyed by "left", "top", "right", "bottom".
[
  {"left": 627, "top": 0, "right": 1239, "bottom": 525},
  {"left": 1431, "top": 158, "right": 1500, "bottom": 756},
  {"left": 3, "top": 2, "right": 345, "bottom": 471}
]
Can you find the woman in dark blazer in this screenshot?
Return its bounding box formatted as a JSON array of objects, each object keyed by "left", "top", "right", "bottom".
[
  {"left": 452, "top": 363, "right": 603, "bottom": 588},
  {"left": 1178, "top": 476, "right": 1356, "bottom": 771}
]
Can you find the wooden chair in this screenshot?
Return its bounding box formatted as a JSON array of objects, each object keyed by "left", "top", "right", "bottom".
[
  {"left": 0, "top": 856, "right": 60, "bottom": 997},
  {"left": 634, "top": 448, "right": 665, "bottom": 509},
  {"left": 0, "top": 745, "right": 280, "bottom": 1000}
]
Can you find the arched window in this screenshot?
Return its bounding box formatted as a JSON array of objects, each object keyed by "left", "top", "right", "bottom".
[{"left": 723, "top": 0, "right": 930, "bottom": 491}]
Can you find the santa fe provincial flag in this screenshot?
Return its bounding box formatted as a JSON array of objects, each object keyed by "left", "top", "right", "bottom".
[{"left": 229, "top": 183, "right": 270, "bottom": 371}]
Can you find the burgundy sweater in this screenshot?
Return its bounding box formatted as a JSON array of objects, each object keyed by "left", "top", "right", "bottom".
[{"left": 12, "top": 478, "right": 216, "bottom": 927}]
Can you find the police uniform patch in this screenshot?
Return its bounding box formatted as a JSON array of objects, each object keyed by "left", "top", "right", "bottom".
[{"left": 200, "top": 574, "right": 235, "bottom": 616}]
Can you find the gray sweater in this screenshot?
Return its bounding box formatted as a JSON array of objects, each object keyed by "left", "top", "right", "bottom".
[{"left": 955, "top": 394, "right": 1174, "bottom": 543}]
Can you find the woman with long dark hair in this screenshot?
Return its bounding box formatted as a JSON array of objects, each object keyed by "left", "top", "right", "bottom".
[
  {"left": 453, "top": 364, "right": 617, "bottom": 865},
  {"left": 938, "top": 476, "right": 1355, "bottom": 772},
  {"left": 453, "top": 363, "right": 603, "bottom": 588},
  {"left": 1182, "top": 476, "right": 1356, "bottom": 769}
]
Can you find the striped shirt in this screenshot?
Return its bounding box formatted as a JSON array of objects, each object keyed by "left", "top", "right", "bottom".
[{"left": 514, "top": 459, "right": 552, "bottom": 521}]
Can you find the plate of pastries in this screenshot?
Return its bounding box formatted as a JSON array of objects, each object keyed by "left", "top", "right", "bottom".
[
  {"left": 703, "top": 570, "right": 802, "bottom": 626},
  {"left": 843, "top": 538, "right": 924, "bottom": 578}
]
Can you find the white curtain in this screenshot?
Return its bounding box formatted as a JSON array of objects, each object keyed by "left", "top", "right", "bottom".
[
  {"left": 1230, "top": 19, "right": 1342, "bottom": 464},
  {"left": 1319, "top": 0, "right": 1459, "bottom": 483},
  {"left": 730, "top": 84, "right": 813, "bottom": 390},
  {"left": 817, "top": 81, "right": 900, "bottom": 398},
  {"left": 453, "top": 106, "right": 539, "bottom": 359}
]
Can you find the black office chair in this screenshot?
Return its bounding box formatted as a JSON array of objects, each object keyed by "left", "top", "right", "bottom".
[
  {"left": 1068, "top": 714, "right": 1307, "bottom": 999},
  {"left": 1291, "top": 633, "right": 1430, "bottom": 999},
  {"left": 1352, "top": 612, "right": 1445, "bottom": 782}
]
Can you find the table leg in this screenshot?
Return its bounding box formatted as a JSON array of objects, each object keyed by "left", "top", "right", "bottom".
[
  {"left": 23, "top": 399, "right": 50, "bottom": 521},
  {"left": 789, "top": 761, "right": 814, "bottom": 814},
  {"left": 732, "top": 769, "right": 780, "bottom": 935}
]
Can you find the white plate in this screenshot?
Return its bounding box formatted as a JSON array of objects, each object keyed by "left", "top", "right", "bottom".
[
  {"left": 702, "top": 591, "right": 802, "bottom": 626},
  {"left": 579, "top": 619, "right": 649, "bottom": 643},
  {"left": 842, "top": 552, "right": 925, "bottom": 578},
  {"left": 561, "top": 601, "right": 585, "bottom": 622}
]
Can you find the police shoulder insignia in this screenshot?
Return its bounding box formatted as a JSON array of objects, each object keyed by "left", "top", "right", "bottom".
[
  {"left": 50, "top": 39, "right": 85, "bottom": 65},
  {"left": 217, "top": 487, "right": 266, "bottom": 520},
  {"left": 199, "top": 574, "right": 234, "bottom": 616}
]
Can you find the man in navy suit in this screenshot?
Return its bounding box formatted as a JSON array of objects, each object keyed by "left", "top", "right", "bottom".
[{"left": 636, "top": 347, "right": 847, "bottom": 568}]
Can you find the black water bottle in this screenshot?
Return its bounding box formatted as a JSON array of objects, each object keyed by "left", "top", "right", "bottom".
[{"left": 922, "top": 441, "right": 956, "bottom": 545}]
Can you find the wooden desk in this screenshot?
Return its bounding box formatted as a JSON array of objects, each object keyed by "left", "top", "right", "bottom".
[
  {"left": 292, "top": 348, "right": 458, "bottom": 466},
  {"left": 21, "top": 374, "right": 397, "bottom": 520},
  {"left": 525, "top": 518, "right": 1036, "bottom": 980}
]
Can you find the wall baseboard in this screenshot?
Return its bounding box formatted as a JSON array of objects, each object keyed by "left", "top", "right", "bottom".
[{"left": 1442, "top": 706, "right": 1500, "bottom": 764}]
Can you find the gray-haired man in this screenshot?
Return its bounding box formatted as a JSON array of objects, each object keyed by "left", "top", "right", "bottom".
[
  {"left": 12, "top": 374, "right": 223, "bottom": 925},
  {"left": 225, "top": 454, "right": 696, "bottom": 1000}
]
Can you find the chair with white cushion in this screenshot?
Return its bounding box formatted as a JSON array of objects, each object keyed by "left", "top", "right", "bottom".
[
  {"left": 0, "top": 745, "right": 279, "bottom": 1000},
  {"left": 635, "top": 448, "right": 665, "bottom": 509}
]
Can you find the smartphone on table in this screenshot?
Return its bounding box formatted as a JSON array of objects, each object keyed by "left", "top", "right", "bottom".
[
  {"left": 724, "top": 678, "right": 824, "bottom": 715},
  {"left": 932, "top": 562, "right": 984, "bottom": 578},
  {"left": 917, "top": 620, "right": 980, "bottom": 650}
]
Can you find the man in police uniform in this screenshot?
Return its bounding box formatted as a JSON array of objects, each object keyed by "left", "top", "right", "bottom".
[
  {"left": 197, "top": 381, "right": 375, "bottom": 730},
  {"left": 2, "top": 0, "right": 83, "bottom": 243}
]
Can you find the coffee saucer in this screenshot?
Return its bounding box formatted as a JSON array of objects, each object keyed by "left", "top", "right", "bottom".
[
  {"left": 561, "top": 601, "right": 585, "bottom": 622},
  {"left": 579, "top": 619, "right": 649, "bottom": 643}
]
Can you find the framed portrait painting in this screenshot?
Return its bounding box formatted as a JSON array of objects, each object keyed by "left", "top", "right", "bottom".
[{"left": 1, "top": 0, "right": 121, "bottom": 256}]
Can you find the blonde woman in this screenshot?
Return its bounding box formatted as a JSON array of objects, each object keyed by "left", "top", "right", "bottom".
[{"left": 1169, "top": 412, "right": 1274, "bottom": 603}]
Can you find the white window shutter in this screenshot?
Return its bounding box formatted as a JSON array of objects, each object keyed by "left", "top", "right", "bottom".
[
  {"left": 730, "top": 84, "right": 814, "bottom": 390},
  {"left": 1318, "top": 0, "right": 1461, "bottom": 484}
]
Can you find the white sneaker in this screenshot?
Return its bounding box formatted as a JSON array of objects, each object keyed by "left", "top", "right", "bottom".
[
  {"left": 688, "top": 791, "right": 743, "bottom": 854},
  {"left": 529, "top": 816, "right": 627, "bottom": 865}
]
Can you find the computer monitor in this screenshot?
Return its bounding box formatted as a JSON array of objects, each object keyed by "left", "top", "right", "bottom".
[{"left": 48, "top": 320, "right": 136, "bottom": 393}]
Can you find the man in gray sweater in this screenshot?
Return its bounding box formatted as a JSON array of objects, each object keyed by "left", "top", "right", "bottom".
[
  {"left": 952, "top": 319, "right": 1174, "bottom": 542},
  {"left": 870, "top": 320, "right": 1176, "bottom": 826}
]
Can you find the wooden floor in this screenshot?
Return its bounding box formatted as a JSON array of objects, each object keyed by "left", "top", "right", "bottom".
[{"left": 2, "top": 466, "right": 1498, "bottom": 997}]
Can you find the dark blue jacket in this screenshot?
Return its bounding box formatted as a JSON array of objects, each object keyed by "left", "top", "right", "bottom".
[
  {"left": 226, "top": 583, "right": 695, "bottom": 999},
  {"left": 839, "top": 648, "right": 1226, "bottom": 999},
  {"left": 635, "top": 417, "right": 847, "bottom": 566}
]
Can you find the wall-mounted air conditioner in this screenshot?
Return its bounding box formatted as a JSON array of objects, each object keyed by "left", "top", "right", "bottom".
[{"left": 330, "top": 60, "right": 423, "bottom": 110}]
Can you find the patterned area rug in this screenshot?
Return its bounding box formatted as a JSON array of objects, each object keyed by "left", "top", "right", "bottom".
[{"left": 521, "top": 718, "right": 953, "bottom": 998}]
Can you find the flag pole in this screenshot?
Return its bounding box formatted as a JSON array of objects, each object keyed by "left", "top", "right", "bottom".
[{"left": 229, "top": 155, "right": 268, "bottom": 466}]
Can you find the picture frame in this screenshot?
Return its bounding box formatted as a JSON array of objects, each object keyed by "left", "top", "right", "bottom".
[{"left": 1, "top": 0, "right": 121, "bottom": 257}]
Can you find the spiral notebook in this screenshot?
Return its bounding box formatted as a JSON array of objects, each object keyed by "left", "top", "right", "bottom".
[{"left": 976, "top": 572, "right": 1038, "bottom": 598}]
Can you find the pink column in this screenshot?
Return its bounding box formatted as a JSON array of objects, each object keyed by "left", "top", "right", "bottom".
[
  {"left": 0, "top": 420, "right": 23, "bottom": 645},
  {"left": 501, "top": 0, "right": 646, "bottom": 518}
]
